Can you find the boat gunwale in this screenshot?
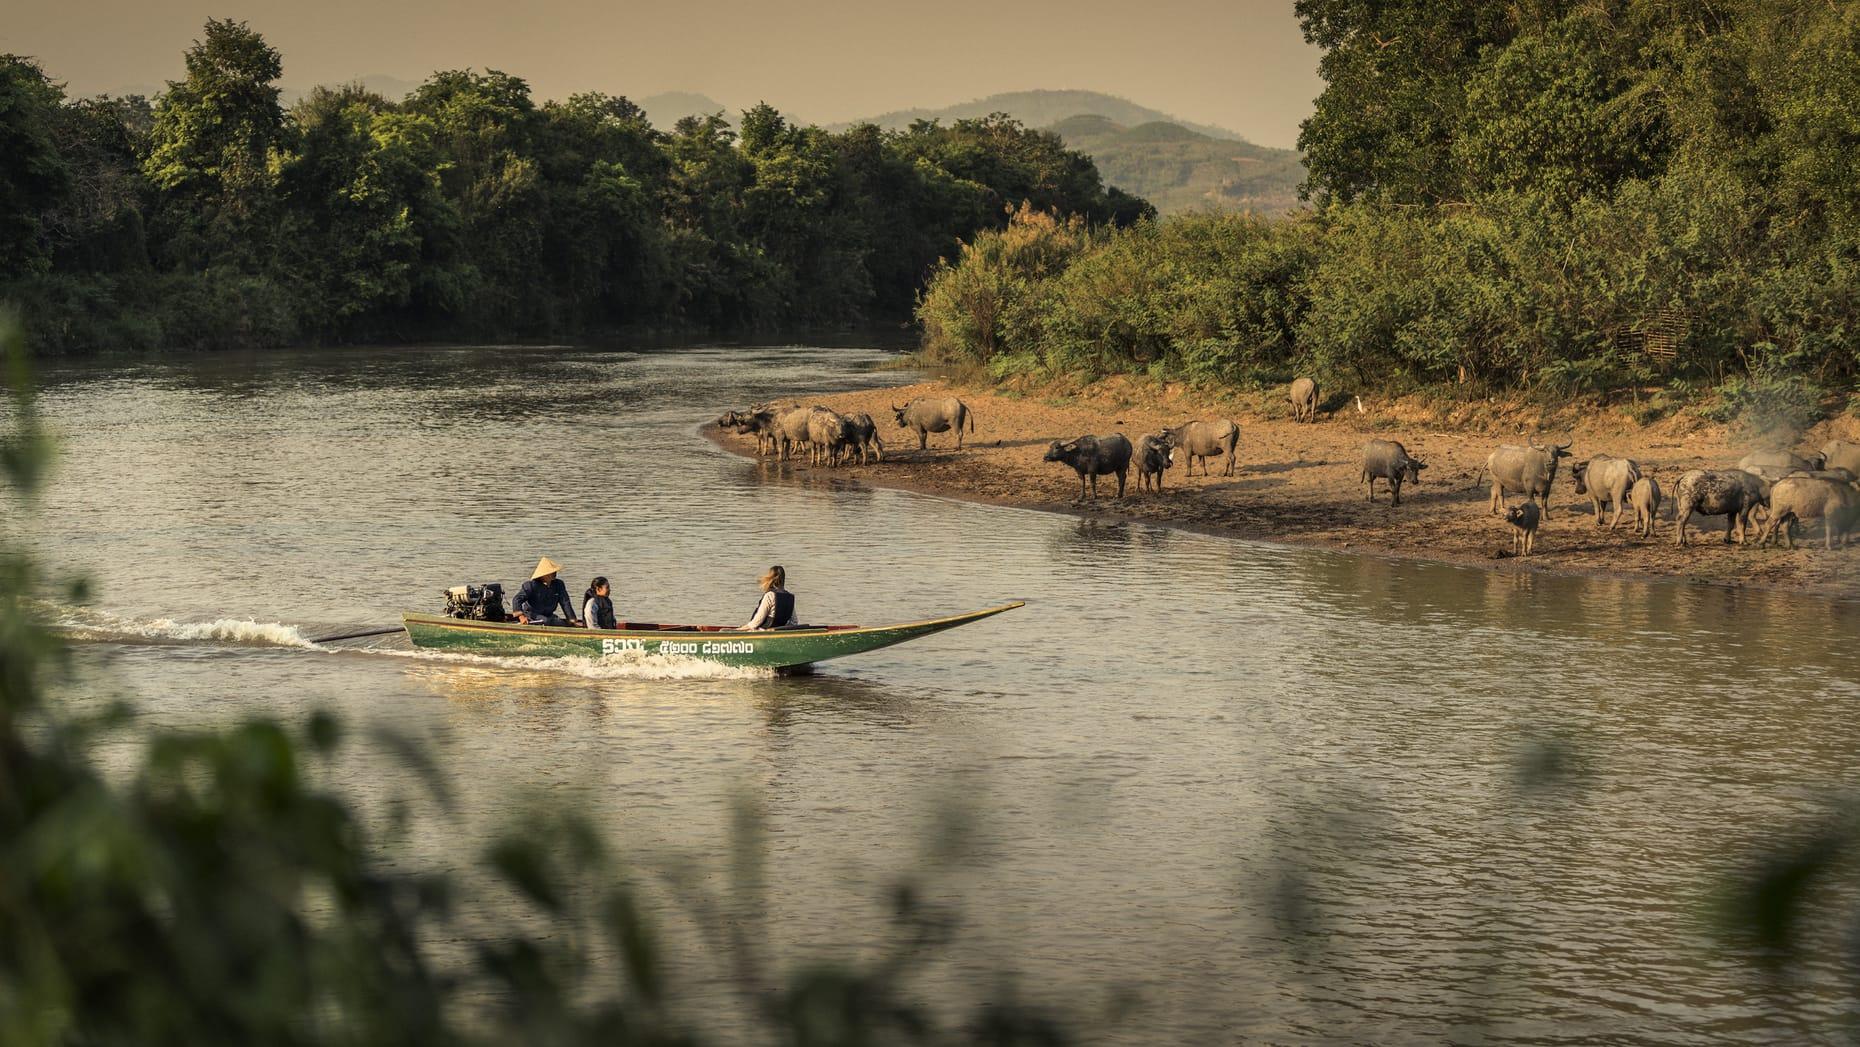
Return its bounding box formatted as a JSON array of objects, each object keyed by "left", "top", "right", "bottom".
[{"left": 400, "top": 601, "right": 1025, "bottom": 642}]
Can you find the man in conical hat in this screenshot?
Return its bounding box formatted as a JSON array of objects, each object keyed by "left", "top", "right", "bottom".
[{"left": 513, "top": 556, "right": 583, "bottom": 627}]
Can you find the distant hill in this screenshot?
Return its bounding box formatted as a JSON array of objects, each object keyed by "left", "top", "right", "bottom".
[
  {"left": 1046, "top": 115, "right": 1303, "bottom": 216},
  {"left": 843, "top": 89, "right": 1249, "bottom": 144},
  {"left": 839, "top": 91, "right": 1304, "bottom": 214},
  {"left": 639, "top": 91, "right": 731, "bottom": 128}
]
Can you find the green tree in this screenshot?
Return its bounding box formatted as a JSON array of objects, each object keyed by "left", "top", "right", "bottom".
[
  {"left": 46, "top": 94, "right": 155, "bottom": 274},
  {"left": 1766, "top": 6, "right": 1860, "bottom": 241},
  {"left": 534, "top": 94, "right": 673, "bottom": 324},
  {"left": 832, "top": 122, "right": 989, "bottom": 317},
  {"left": 916, "top": 204, "right": 1094, "bottom": 369},
  {"left": 897, "top": 114, "right": 1147, "bottom": 227},
  {"left": 3, "top": 21, "right": 1150, "bottom": 349},
  {"left": 275, "top": 86, "right": 457, "bottom": 331},
  {"left": 0, "top": 56, "right": 73, "bottom": 278},
  {"left": 404, "top": 69, "right": 545, "bottom": 326},
  {"left": 738, "top": 103, "right": 874, "bottom": 322},
  {"left": 1295, "top": 0, "right": 1520, "bottom": 203},
  {"left": 1454, "top": 13, "right": 1663, "bottom": 209},
  {"left": 662, "top": 113, "right": 775, "bottom": 327},
  {"left": 143, "top": 20, "right": 286, "bottom": 270}
]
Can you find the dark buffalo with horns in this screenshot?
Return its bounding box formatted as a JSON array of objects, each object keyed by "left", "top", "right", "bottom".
[
  {"left": 1672, "top": 468, "right": 1770, "bottom": 546},
  {"left": 842, "top": 411, "right": 883, "bottom": 465},
  {"left": 1044, "top": 434, "right": 1132, "bottom": 502},
  {"left": 719, "top": 406, "right": 779, "bottom": 456}
]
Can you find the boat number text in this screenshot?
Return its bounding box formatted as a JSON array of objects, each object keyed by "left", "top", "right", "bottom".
[{"left": 602, "top": 638, "right": 756, "bottom": 657}]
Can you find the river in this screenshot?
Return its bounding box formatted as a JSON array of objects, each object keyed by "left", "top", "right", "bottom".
[{"left": 14, "top": 342, "right": 1860, "bottom": 1043}]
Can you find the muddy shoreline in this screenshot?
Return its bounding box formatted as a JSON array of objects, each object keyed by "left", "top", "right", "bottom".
[{"left": 705, "top": 380, "right": 1860, "bottom": 601}]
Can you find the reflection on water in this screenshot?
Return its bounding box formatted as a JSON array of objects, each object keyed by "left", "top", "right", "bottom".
[{"left": 19, "top": 341, "right": 1860, "bottom": 1042}]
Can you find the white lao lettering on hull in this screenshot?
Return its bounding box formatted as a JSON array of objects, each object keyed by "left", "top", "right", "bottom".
[{"left": 601, "top": 637, "right": 755, "bottom": 657}]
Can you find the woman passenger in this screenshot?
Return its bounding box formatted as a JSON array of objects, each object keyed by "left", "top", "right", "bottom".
[
  {"left": 582, "top": 576, "right": 618, "bottom": 630},
  {"left": 740, "top": 565, "right": 795, "bottom": 630}
]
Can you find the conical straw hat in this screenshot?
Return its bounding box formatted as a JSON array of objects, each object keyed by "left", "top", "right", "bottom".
[{"left": 531, "top": 556, "right": 563, "bottom": 580}]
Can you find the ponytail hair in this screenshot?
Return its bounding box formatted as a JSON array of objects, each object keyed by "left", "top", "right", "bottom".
[
  {"left": 584, "top": 576, "right": 608, "bottom": 601},
  {"left": 759, "top": 565, "right": 785, "bottom": 592}
]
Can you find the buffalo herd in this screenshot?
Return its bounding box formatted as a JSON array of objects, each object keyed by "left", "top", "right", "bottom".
[
  {"left": 716, "top": 398, "right": 971, "bottom": 468},
  {"left": 717, "top": 380, "right": 1860, "bottom": 556}
]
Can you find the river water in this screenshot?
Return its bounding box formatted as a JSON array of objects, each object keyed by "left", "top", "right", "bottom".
[{"left": 13, "top": 342, "right": 1860, "bottom": 1043}]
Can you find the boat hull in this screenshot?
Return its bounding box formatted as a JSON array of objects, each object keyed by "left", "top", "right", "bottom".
[{"left": 400, "top": 602, "right": 1024, "bottom": 670}]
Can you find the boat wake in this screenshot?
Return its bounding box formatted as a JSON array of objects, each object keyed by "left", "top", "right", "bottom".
[
  {"left": 50, "top": 607, "right": 321, "bottom": 649},
  {"left": 380, "top": 647, "right": 774, "bottom": 681},
  {"left": 47, "top": 606, "right": 772, "bottom": 680}
]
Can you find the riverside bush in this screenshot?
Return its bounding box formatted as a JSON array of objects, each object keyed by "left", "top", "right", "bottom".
[
  {"left": 918, "top": 3, "right": 1860, "bottom": 409},
  {"left": 918, "top": 177, "right": 1857, "bottom": 404}
]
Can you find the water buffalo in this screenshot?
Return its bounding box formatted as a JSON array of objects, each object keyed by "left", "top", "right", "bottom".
[
  {"left": 1738, "top": 449, "right": 1823, "bottom": 481},
  {"left": 1360, "top": 439, "right": 1426, "bottom": 506},
  {"left": 1758, "top": 475, "right": 1860, "bottom": 550},
  {"left": 892, "top": 397, "right": 975, "bottom": 451},
  {"left": 1289, "top": 377, "right": 1319, "bottom": 423},
  {"left": 1784, "top": 467, "right": 1859, "bottom": 487},
  {"left": 1504, "top": 501, "right": 1541, "bottom": 556},
  {"left": 721, "top": 406, "right": 779, "bottom": 456},
  {"left": 1629, "top": 476, "right": 1662, "bottom": 538},
  {"left": 1823, "top": 440, "right": 1860, "bottom": 476},
  {"left": 1044, "top": 434, "right": 1132, "bottom": 502},
  {"left": 1673, "top": 469, "right": 1770, "bottom": 546},
  {"left": 805, "top": 408, "right": 853, "bottom": 466},
  {"left": 1483, "top": 441, "right": 1571, "bottom": 515},
  {"left": 1134, "top": 433, "right": 1174, "bottom": 492},
  {"left": 842, "top": 411, "right": 883, "bottom": 465},
  {"left": 1162, "top": 419, "right": 1240, "bottom": 477},
  {"left": 772, "top": 406, "right": 818, "bottom": 462},
  {"left": 1571, "top": 453, "right": 1642, "bottom": 530}
]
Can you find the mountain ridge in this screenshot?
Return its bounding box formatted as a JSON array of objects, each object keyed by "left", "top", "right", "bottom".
[
  {"left": 836, "top": 89, "right": 1254, "bottom": 144},
  {"left": 638, "top": 91, "right": 732, "bottom": 128},
  {"left": 1045, "top": 114, "right": 1303, "bottom": 215}
]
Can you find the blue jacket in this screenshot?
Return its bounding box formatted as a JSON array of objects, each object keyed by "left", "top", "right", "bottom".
[{"left": 515, "top": 577, "right": 576, "bottom": 621}]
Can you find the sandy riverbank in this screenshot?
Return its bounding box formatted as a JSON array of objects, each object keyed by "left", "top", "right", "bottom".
[{"left": 706, "top": 379, "right": 1860, "bottom": 600}]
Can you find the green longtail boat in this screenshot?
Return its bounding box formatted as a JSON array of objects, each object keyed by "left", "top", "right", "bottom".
[{"left": 400, "top": 602, "right": 1025, "bottom": 671}]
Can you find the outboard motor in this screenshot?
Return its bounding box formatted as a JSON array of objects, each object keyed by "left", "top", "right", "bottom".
[{"left": 444, "top": 583, "right": 507, "bottom": 621}]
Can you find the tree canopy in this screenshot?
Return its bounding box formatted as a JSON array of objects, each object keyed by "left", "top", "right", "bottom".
[
  {"left": 0, "top": 20, "right": 1149, "bottom": 353},
  {"left": 920, "top": 0, "right": 1860, "bottom": 417}
]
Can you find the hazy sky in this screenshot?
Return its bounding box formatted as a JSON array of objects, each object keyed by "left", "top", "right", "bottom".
[{"left": 7, "top": 0, "right": 1325, "bottom": 147}]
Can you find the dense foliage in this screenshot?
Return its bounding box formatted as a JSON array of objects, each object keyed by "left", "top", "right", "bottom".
[
  {"left": 921, "top": 1, "right": 1860, "bottom": 411},
  {"left": 0, "top": 20, "right": 1148, "bottom": 354}
]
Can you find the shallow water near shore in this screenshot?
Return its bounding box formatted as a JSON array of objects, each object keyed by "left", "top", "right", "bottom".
[{"left": 14, "top": 342, "right": 1860, "bottom": 1042}]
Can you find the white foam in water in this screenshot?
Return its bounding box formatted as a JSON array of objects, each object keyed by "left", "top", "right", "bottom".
[
  {"left": 49, "top": 606, "right": 320, "bottom": 649},
  {"left": 383, "top": 646, "right": 773, "bottom": 681}
]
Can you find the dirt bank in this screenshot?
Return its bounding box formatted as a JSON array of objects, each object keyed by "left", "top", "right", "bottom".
[{"left": 706, "top": 380, "right": 1860, "bottom": 600}]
